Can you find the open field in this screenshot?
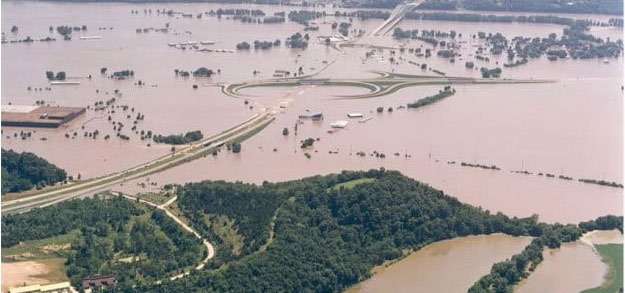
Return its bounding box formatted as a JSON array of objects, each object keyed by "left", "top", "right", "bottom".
[
  {"left": 331, "top": 178, "right": 377, "bottom": 190},
  {"left": 1, "top": 258, "right": 68, "bottom": 292},
  {"left": 581, "top": 244, "right": 623, "bottom": 293},
  {"left": 2, "top": 230, "right": 79, "bottom": 262}
]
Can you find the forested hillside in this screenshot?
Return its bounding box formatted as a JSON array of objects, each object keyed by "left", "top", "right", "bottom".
[
  {"left": 4, "top": 171, "right": 621, "bottom": 292},
  {"left": 129, "top": 169, "right": 620, "bottom": 293},
  {"left": 1, "top": 195, "right": 206, "bottom": 290},
  {"left": 1, "top": 149, "right": 67, "bottom": 194}
]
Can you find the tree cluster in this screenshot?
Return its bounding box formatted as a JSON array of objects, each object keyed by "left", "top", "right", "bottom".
[
  {"left": 153, "top": 130, "right": 203, "bottom": 145},
  {"left": 1, "top": 149, "right": 67, "bottom": 194}
]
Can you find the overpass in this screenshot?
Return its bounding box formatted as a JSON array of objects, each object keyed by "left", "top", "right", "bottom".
[{"left": 371, "top": 1, "right": 422, "bottom": 37}]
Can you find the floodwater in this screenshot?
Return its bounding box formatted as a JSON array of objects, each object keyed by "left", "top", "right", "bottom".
[
  {"left": 515, "top": 242, "right": 607, "bottom": 293},
  {"left": 352, "top": 234, "right": 532, "bottom": 293},
  {"left": 2, "top": 1, "right": 623, "bottom": 292},
  {"left": 3, "top": 1, "right": 621, "bottom": 222},
  {"left": 516, "top": 230, "right": 622, "bottom": 293}
]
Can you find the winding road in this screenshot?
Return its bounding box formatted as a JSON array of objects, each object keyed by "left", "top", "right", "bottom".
[{"left": 116, "top": 192, "right": 214, "bottom": 281}]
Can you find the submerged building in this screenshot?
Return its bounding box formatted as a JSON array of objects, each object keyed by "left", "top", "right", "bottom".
[{"left": 1, "top": 105, "right": 85, "bottom": 128}]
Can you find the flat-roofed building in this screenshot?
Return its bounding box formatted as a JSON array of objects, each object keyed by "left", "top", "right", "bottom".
[
  {"left": 9, "top": 281, "right": 72, "bottom": 293},
  {"left": 1, "top": 105, "right": 85, "bottom": 128}
]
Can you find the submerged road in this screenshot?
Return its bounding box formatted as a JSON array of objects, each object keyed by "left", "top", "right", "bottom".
[{"left": 2, "top": 112, "right": 275, "bottom": 214}]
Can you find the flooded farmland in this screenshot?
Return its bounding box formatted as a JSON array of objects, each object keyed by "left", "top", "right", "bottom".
[{"left": 1, "top": 0, "right": 623, "bottom": 291}]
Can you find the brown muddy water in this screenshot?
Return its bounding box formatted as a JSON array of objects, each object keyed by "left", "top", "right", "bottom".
[
  {"left": 516, "top": 229, "right": 622, "bottom": 293},
  {"left": 515, "top": 241, "right": 607, "bottom": 293},
  {"left": 352, "top": 234, "right": 532, "bottom": 293},
  {"left": 3, "top": 1, "right": 621, "bottom": 223},
  {"left": 2, "top": 1, "right": 623, "bottom": 292}
]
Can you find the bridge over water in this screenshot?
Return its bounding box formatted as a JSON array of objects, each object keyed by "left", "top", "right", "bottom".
[{"left": 371, "top": 1, "right": 423, "bottom": 37}]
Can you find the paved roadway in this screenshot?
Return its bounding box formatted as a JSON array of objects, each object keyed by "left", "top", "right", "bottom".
[{"left": 2, "top": 112, "right": 273, "bottom": 214}]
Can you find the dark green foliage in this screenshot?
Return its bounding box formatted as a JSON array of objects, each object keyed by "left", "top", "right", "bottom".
[
  {"left": 579, "top": 215, "right": 623, "bottom": 233},
  {"left": 153, "top": 130, "right": 203, "bottom": 145},
  {"left": 286, "top": 32, "right": 308, "bottom": 49},
  {"left": 55, "top": 25, "right": 73, "bottom": 36},
  {"left": 65, "top": 208, "right": 205, "bottom": 289},
  {"left": 193, "top": 67, "right": 214, "bottom": 77},
  {"left": 300, "top": 137, "right": 315, "bottom": 148},
  {"left": 469, "top": 215, "right": 623, "bottom": 292},
  {"left": 1, "top": 149, "right": 67, "bottom": 194},
  {"left": 350, "top": 0, "right": 622, "bottom": 15},
  {"left": 338, "top": 22, "right": 351, "bottom": 36},
  {"left": 236, "top": 41, "right": 251, "bottom": 50},
  {"left": 135, "top": 170, "right": 558, "bottom": 292},
  {"left": 461, "top": 0, "right": 622, "bottom": 15},
  {"left": 460, "top": 162, "right": 500, "bottom": 170},
  {"left": 112, "top": 69, "right": 134, "bottom": 79},
  {"left": 2, "top": 195, "right": 204, "bottom": 289},
  {"left": 578, "top": 179, "right": 624, "bottom": 188},
  {"left": 480, "top": 67, "right": 502, "bottom": 78},
  {"left": 231, "top": 142, "right": 241, "bottom": 153},
  {"left": 263, "top": 16, "right": 285, "bottom": 23},
  {"left": 1, "top": 195, "right": 141, "bottom": 247},
  {"left": 407, "top": 87, "right": 456, "bottom": 108},
  {"left": 288, "top": 10, "right": 323, "bottom": 26},
  {"left": 253, "top": 40, "right": 276, "bottom": 50},
  {"left": 177, "top": 180, "right": 287, "bottom": 262}
]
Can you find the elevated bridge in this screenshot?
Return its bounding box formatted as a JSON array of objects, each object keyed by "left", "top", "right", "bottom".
[{"left": 371, "top": 1, "right": 423, "bottom": 37}]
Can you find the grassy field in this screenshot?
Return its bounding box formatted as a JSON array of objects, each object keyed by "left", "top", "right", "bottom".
[
  {"left": 2, "top": 230, "right": 79, "bottom": 262},
  {"left": 581, "top": 244, "right": 623, "bottom": 293},
  {"left": 136, "top": 192, "right": 174, "bottom": 205},
  {"left": 2, "top": 232, "right": 77, "bottom": 289},
  {"left": 330, "top": 178, "right": 376, "bottom": 190}
]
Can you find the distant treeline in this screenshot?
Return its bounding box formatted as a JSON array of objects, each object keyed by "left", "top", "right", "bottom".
[
  {"left": 1, "top": 149, "right": 67, "bottom": 194},
  {"left": 348, "top": 0, "right": 622, "bottom": 15}
]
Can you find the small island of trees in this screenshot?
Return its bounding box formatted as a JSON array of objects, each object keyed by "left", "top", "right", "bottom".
[
  {"left": 153, "top": 130, "right": 203, "bottom": 145},
  {"left": 407, "top": 86, "right": 456, "bottom": 109}
]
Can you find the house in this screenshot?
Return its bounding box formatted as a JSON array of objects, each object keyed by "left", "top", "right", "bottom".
[{"left": 82, "top": 276, "right": 117, "bottom": 292}]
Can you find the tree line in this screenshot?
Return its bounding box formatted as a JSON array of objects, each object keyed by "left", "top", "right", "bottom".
[
  {"left": 119, "top": 169, "right": 622, "bottom": 293},
  {"left": 1, "top": 149, "right": 67, "bottom": 194}
]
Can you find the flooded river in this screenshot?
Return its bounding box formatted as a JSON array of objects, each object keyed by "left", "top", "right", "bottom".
[
  {"left": 352, "top": 234, "right": 532, "bottom": 293},
  {"left": 2, "top": 0, "right": 621, "bottom": 223},
  {"left": 2, "top": 1, "right": 623, "bottom": 292},
  {"left": 516, "top": 229, "right": 623, "bottom": 293}
]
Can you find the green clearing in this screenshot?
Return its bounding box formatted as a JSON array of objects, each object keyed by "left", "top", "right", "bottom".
[
  {"left": 2, "top": 230, "right": 79, "bottom": 262},
  {"left": 581, "top": 244, "right": 623, "bottom": 293},
  {"left": 330, "top": 178, "right": 376, "bottom": 190},
  {"left": 136, "top": 192, "right": 174, "bottom": 205}
]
